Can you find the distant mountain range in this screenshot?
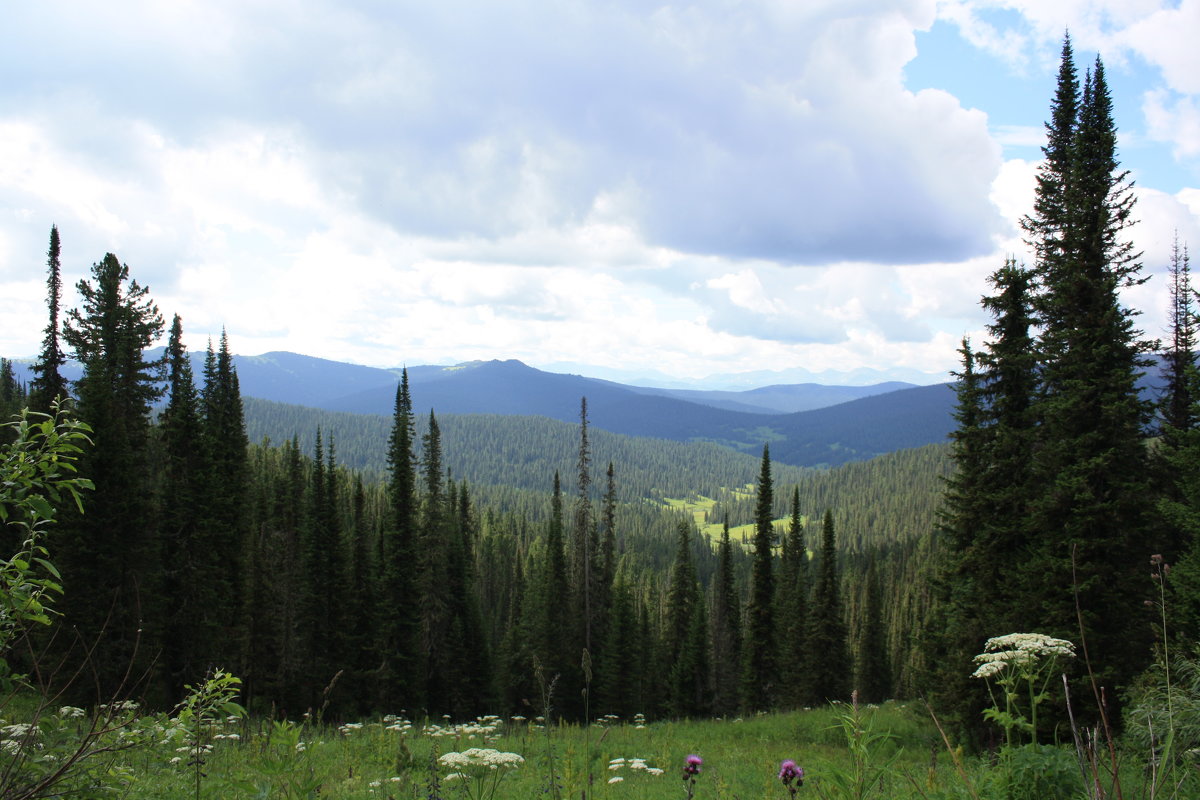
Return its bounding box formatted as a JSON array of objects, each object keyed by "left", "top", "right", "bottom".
[
  {"left": 7, "top": 350, "right": 956, "bottom": 467},
  {"left": 8, "top": 347, "right": 1176, "bottom": 469}
]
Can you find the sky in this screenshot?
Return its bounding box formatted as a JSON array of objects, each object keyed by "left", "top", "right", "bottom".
[{"left": 2, "top": 1, "right": 1199, "bottom": 389}]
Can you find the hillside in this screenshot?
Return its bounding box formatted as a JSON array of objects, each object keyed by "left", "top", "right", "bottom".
[
  {"left": 243, "top": 396, "right": 953, "bottom": 554},
  {"left": 280, "top": 357, "right": 956, "bottom": 467},
  {"left": 8, "top": 351, "right": 957, "bottom": 467}
]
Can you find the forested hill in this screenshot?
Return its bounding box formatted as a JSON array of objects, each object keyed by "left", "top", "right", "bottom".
[
  {"left": 10, "top": 350, "right": 957, "bottom": 466},
  {"left": 242, "top": 395, "right": 952, "bottom": 553},
  {"left": 323, "top": 358, "right": 957, "bottom": 465},
  {"left": 243, "top": 395, "right": 817, "bottom": 500}
]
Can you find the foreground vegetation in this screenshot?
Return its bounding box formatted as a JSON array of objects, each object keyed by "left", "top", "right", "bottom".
[{"left": 1, "top": 689, "right": 1195, "bottom": 799}]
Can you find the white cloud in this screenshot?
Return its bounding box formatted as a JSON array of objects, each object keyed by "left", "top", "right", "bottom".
[
  {"left": 1, "top": 1, "right": 1196, "bottom": 385},
  {"left": 1144, "top": 90, "right": 1200, "bottom": 160}
]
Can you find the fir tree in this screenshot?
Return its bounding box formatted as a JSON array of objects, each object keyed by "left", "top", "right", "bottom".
[
  {"left": 709, "top": 517, "right": 742, "bottom": 716},
  {"left": 1027, "top": 49, "right": 1155, "bottom": 718},
  {"left": 854, "top": 555, "right": 891, "bottom": 703},
  {"left": 665, "top": 521, "right": 708, "bottom": 717},
  {"left": 532, "top": 472, "right": 573, "bottom": 714},
  {"left": 777, "top": 487, "right": 808, "bottom": 708},
  {"left": 1160, "top": 234, "right": 1196, "bottom": 435},
  {"left": 344, "top": 475, "right": 380, "bottom": 715},
  {"left": 201, "top": 330, "right": 249, "bottom": 662},
  {"left": 804, "top": 509, "right": 849, "bottom": 704},
  {"left": 380, "top": 370, "right": 423, "bottom": 713},
  {"left": 572, "top": 398, "right": 601, "bottom": 657},
  {"left": 59, "top": 252, "right": 165, "bottom": 700},
  {"left": 29, "top": 226, "right": 69, "bottom": 414},
  {"left": 419, "top": 412, "right": 452, "bottom": 712},
  {"left": 159, "top": 314, "right": 213, "bottom": 700},
  {"left": 741, "top": 444, "right": 777, "bottom": 711},
  {"left": 1156, "top": 237, "right": 1200, "bottom": 564},
  {"left": 596, "top": 577, "right": 640, "bottom": 719}
]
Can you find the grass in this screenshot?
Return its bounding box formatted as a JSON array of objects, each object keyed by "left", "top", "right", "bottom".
[
  {"left": 98, "top": 701, "right": 958, "bottom": 799},
  {"left": 3, "top": 693, "right": 1194, "bottom": 798},
  {"left": 660, "top": 490, "right": 806, "bottom": 546}
]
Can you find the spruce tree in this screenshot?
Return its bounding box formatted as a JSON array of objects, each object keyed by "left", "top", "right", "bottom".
[
  {"left": 741, "top": 445, "right": 777, "bottom": 711},
  {"left": 777, "top": 487, "right": 808, "bottom": 708},
  {"left": 441, "top": 480, "right": 490, "bottom": 716},
  {"left": 380, "top": 370, "right": 423, "bottom": 713},
  {"left": 1156, "top": 237, "right": 1200, "bottom": 564},
  {"left": 29, "top": 226, "right": 69, "bottom": 414},
  {"left": 59, "top": 252, "right": 165, "bottom": 699},
  {"left": 344, "top": 475, "right": 379, "bottom": 715},
  {"left": 419, "top": 412, "right": 452, "bottom": 712},
  {"left": 804, "top": 509, "right": 849, "bottom": 703},
  {"left": 1027, "top": 49, "right": 1155, "bottom": 717},
  {"left": 572, "top": 398, "right": 600, "bottom": 657},
  {"left": 159, "top": 314, "right": 212, "bottom": 700},
  {"left": 854, "top": 555, "right": 891, "bottom": 703},
  {"left": 200, "top": 330, "right": 249, "bottom": 661},
  {"left": 709, "top": 517, "right": 742, "bottom": 716},
  {"left": 1160, "top": 235, "right": 1196, "bottom": 436},
  {"left": 665, "top": 521, "right": 708, "bottom": 717},
  {"left": 596, "top": 577, "right": 639, "bottom": 719},
  {"left": 299, "top": 429, "right": 347, "bottom": 705},
  {"left": 532, "top": 472, "right": 573, "bottom": 715}
]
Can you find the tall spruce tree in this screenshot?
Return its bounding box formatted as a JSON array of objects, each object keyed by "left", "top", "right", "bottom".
[
  {"left": 854, "top": 555, "right": 891, "bottom": 703},
  {"left": 572, "top": 398, "right": 601, "bottom": 657},
  {"left": 29, "top": 226, "right": 69, "bottom": 414},
  {"left": 419, "top": 412, "right": 452, "bottom": 712},
  {"left": 159, "top": 314, "right": 213, "bottom": 700},
  {"left": 1160, "top": 235, "right": 1196, "bottom": 436},
  {"left": 442, "top": 480, "right": 491, "bottom": 716},
  {"left": 59, "top": 253, "right": 165, "bottom": 700},
  {"left": 741, "top": 444, "right": 777, "bottom": 711},
  {"left": 201, "top": 330, "right": 248, "bottom": 661},
  {"left": 300, "top": 429, "right": 347, "bottom": 705},
  {"left": 1156, "top": 237, "right": 1200, "bottom": 564},
  {"left": 777, "top": 487, "right": 808, "bottom": 708},
  {"left": 665, "top": 521, "right": 709, "bottom": 717},
  {"left": 1026, "top": 47, "right": 1155, "bottom": 718},
  {"left": 380, "top": 370, "right": 423, "bottom": 713},
  {"left": 804, "top": 509, "right": 849, "bottom": 704},
  {"left": 533, "top": 472, "right": 573, "bottom": 715},
  {"left": 709, "top": 517, "right": 742, "bottom": 717}
]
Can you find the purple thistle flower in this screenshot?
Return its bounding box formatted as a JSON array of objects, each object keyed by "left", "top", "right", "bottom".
[
  {"left": 683, "top": 754, "right": 702, "bottom": 776},
  {"left": 779, "top": 759, "right": 804, "bottom": 795}
]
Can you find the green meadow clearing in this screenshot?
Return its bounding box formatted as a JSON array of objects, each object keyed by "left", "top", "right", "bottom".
[{"left": 10, "top": 696, "right": 1180, "bottom": 800}]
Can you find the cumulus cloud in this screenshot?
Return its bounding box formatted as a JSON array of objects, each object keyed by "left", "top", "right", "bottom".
[
  {"left": 0, "top": 0, "right": 1005, "bottom": 267},
  {"left": 0, "top": 0, "right": 1196, "bottom": 383}
]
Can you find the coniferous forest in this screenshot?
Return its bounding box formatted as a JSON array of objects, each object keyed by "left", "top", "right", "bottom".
[{"left": 2, "top": 36, "right": 1199, "bottom": 760}]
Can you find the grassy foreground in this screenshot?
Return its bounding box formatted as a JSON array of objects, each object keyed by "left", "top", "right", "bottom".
[
  {"left": 113, "top": 701, "right": 935, "bottom": 799},
  {"left": 64, "top": 697, "right": 1117, "bottom": 800},
  {"left": 5, "top": 692, "right": 1194, "bottom": 799}
]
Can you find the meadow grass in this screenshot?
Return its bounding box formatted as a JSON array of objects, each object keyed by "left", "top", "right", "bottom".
[
  {"left": 107, "top": 701, "right": 968, "bottom": 800},
  {"left": 4, "top": 694, "right": 1190, "bottom": 799}
]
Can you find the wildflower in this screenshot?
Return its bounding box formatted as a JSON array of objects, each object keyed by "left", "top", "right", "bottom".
[
  {"left": 682, "top": 754, "right": 702, "bottom": 800},
  {"left": 609, "top": 776, "right": 624, "bottom": 784},
  {"left": 58, "top": 706, "right": 85, "bottom": 719},
  {"left": 779, "top": 759, "right": 804, "bottom": 796}
]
